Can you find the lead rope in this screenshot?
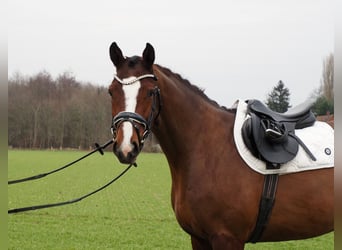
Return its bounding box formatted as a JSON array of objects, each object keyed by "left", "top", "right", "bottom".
[
  {"left": 8, "top": 139, "right": 136, "bottom": 214},
  {"left": 8, "top": 163, "right": 134, "bottom": 214},
  {"left": 8, "top": 139, "right": 114, "bottom": 185}
]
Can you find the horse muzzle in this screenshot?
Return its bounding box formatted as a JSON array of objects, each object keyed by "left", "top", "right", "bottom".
[
  {"left": 111, "top": 111, "right": 150, "bottom": 164},
  {"left": 113, "top": 139, "right": 139, "bottom": 164}
]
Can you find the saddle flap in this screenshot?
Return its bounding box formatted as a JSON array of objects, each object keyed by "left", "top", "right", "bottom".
[
  {"left": 249, "top": 113, "right": 299, "bottom": 164},
  {"left": 234, "top": 99, "right": 334, "bottom": 175}
]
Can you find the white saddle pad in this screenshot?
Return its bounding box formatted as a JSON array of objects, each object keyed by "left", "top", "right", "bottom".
[{"left": 232, "top": 100, "right": 334, "bottom": 175}]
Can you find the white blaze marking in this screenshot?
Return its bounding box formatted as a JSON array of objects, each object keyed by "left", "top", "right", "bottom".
[{"left": 120, "top": 77, "right": 141, "bottom": 154}]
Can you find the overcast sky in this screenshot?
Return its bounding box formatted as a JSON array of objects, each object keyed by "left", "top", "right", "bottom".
[{"left": 8, "top": 0, "right": 333, "bottom": 107}]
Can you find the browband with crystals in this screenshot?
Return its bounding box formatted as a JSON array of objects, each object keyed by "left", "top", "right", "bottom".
[{"left": 114, "top": 74, "right": 156, "bottom": 85}]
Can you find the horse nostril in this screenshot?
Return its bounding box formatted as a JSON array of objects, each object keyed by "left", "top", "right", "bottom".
[
  {"left": 127, "top": 142, "right": 139, "bottom": 160},
  {"left": 127, "top": 151, "right": 134, "bottom": 161}
]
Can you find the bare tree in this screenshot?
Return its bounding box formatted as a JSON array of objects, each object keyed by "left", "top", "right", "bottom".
[
  {"left": 55, "top": 71, "right": 80, "bottom": 149},
  {"left": 320, "top": 53, "right": 334, "bottom": 102},
  {"left": 8, "top": 71, "right": 112, "bottom": 149},
  {"left": 311, "top": 54, "right": 334, "bottom": 115}
]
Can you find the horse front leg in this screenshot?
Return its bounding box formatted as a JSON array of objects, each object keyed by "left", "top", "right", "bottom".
[
  {"left": 191, "top": 235, "right": 211, "bottom": 250},
  {"left": 210, "top": 234, "right": 245, "bottom": 250},
  {"left": 191, "top": 234, "right": 245, "bottom": 250}
]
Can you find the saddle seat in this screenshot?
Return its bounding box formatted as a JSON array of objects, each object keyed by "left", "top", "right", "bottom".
[
  {"left": 247, "top": 99, "right": 316, "bottom": 129},
  {"left": 242, "top": 99, "right": 316, "bottom": 168}
]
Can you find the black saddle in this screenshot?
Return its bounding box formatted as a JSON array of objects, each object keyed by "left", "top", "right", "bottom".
[{"left": 242, "top": 99, "right": 316, "bottom": 169}]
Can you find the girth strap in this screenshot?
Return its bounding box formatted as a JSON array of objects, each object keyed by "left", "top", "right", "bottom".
[{"left": 248, "top": 174, "right": 279, "bottom": 243}]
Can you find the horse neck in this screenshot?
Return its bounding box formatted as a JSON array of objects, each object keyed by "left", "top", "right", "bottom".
[{"left": 152, "top": 66, "right": 235, "bottom": 168}]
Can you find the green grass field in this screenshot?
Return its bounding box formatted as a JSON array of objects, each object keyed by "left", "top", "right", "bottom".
[{"left": 8, "top": 150, "right": 333, "bottom": 249}]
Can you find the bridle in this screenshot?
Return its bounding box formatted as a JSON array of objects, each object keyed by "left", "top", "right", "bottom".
[{"left": 111, "top": 74, "right": 161, "bottom": 150}]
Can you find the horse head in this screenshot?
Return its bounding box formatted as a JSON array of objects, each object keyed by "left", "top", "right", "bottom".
[{"left": 108, "top": 42, "right": 160, "bottom": 164}]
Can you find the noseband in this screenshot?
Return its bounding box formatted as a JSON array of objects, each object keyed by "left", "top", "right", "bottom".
[{"left": 111, "top": 74, "right": 161, "bottom": 150}]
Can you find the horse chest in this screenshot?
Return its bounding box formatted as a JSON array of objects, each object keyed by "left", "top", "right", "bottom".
[
  {"left": 172, "top": 189, "right": 200, "bottom": 236},
  {"left": 171, "top": 179, "right": 218, "bottom": 237}
]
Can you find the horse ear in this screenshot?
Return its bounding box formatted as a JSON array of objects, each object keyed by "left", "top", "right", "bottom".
[
  {"left": 109, "top": 42, "right": 125, "bottom": 68},
  {"left": 142, "top": 43, "right": 155, "bottom": 69}
]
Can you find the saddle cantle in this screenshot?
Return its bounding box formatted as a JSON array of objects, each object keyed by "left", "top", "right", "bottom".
[
  {"left": 242, "top": 99, "right": 316, "bottom": 168},
  {"left": 246, "top": 99, "right": 316, "bottom": 129}
]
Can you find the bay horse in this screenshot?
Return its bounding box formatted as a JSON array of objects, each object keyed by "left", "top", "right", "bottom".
[{"left": 107, "top": 42, "right": 333, "bottom": 249}]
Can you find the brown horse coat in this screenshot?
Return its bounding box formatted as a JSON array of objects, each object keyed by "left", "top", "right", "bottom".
[{"left": 108, "top": 43, "right": 333, "bottom": 250}]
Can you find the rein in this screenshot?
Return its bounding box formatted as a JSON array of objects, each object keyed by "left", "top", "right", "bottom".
[
  {"left": 8, "top": 139, "right": 136, "bottom": 214},
  {"left": 8, "top": 140, "right": 114, "bottom": 185}
]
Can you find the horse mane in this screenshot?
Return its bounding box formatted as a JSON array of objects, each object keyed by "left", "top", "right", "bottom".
[{"left": 155, "top": 64, "right": 234, "bottom": 113}]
